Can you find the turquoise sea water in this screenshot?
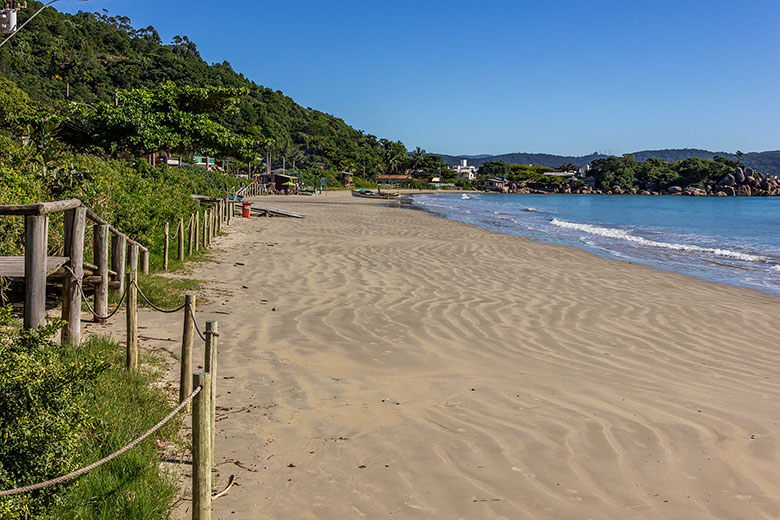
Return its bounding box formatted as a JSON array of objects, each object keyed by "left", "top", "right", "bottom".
[{"left": 412, "top": 193, "right": 780, "bottom": 296}]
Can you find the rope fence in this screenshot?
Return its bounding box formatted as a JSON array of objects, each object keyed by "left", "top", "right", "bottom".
[
  {"left": 134, "top": 282, "right": 187, "bottom": 313},
  {"left": 189, "top": 304, "right": 207, "bottom": 342},
  {"left": 79, "top": 279, "right": 128, "bottom": 321},
  {"left": 0, "top": 386, "right": 201, "bottom": 497}
]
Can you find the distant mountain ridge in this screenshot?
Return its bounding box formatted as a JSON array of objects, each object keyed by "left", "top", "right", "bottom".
[{"left": 435, "top": 149, "right": 780, "bottom": 176}]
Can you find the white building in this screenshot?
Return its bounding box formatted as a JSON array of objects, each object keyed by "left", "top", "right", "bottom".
[{"left": 451, "top": 159, "right": 478, "bottom": 181}]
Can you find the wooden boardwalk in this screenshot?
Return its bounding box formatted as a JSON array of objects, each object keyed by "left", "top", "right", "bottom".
[{"left": 0, "top": 256, "right": 68, "bottom": 281}]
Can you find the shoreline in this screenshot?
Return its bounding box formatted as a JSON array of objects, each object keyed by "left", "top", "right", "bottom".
[
  {"left": 95, "top": 191, "right": 780, "bottom": 518},
  {"left": 407, "top": 191, "right": 780, "bottom": 299}
]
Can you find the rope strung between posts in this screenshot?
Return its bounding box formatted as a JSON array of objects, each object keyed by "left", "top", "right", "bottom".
[
  {"left": 66, "top": 265, "right": 128, "bottom": 321},
  {"left": 188, "top": 304, "right": 207, "bottom": 342},
  {"left": 131, "top": 281, "right": 187, "bottom": 313},
  {"left": 0, "top": 386, "right": 202, "bottom": 497},
  {"left": 78, "top": 280, "right": 129, "bottom": 321}
]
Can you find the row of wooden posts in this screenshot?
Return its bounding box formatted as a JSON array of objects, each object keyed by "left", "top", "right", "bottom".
[
  {"left": 0, "top": 189, "right": 248, "bottom": 519},
  {"left": 0, "top": 199, "right": 150, "bottom": 345},
  {"left": 162, "top": 196, "right": 237, "bottom": 270}
]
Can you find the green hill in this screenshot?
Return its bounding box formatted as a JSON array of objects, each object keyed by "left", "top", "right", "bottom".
[
  {"left": 0, "top": 2, "right": 405, "bottom": 172},
  {"left": 436, "top": 149, "right": 780, "bottom": 177}
]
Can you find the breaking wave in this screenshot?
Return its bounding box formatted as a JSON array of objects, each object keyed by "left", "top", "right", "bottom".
[{"left": 551, "top": 218, "right": 771, "bottom": 264}]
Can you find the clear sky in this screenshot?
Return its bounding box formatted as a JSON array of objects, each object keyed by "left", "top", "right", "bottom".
[{"left": 57, "top": 0, "right": 780, "bottom": 156}]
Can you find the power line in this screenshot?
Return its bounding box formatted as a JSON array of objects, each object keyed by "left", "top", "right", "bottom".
[{"left": 0, "top": 0, "right": 67, "bottom": 49}]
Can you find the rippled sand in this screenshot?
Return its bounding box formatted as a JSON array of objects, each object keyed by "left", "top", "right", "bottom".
[{"left": 96, "top": 191, "right": 780, "bottom": 519}]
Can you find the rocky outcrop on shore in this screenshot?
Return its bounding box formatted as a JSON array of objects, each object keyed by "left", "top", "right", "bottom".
[{"left": 514, "top": 166, "right": 780, "bottom": 196}]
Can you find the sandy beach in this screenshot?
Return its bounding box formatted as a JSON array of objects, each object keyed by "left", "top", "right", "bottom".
[{"left": 92, "top": 191, "right": 780, "bottom": 519}]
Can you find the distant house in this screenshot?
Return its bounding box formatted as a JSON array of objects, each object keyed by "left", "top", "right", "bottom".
[
  {"left": 377, "top": 174, "right": 412, "bottom": 182},
  {"left": 377, "top": 174, "right": 412, "bottom": 187},
  {"left": 543, "top": 171, "right": 577, "bottom": 178},
  {"left": 193, "top": 155, "right": 215, "bottom": 171},
  {"left": 485, "top": 177, "right": 507, "bottom": 190},
  {"left": 259, "top": 169, "right": 298, "bottom": 193},
  {"left": 450, "top": 159, "right": 478, "bottom": 181}
]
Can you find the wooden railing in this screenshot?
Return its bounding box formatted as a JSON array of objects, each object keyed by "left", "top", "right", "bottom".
[{"left": 0, "top": 199, "right": 150, "bottom": 344}]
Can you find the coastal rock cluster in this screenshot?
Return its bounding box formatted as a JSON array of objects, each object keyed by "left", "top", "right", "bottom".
[
  {"left": 559, "top": 166, "right": 779, "bottom": 196},
  {"left": 708, "top": 167, "right": 780, "bottom": 197}
]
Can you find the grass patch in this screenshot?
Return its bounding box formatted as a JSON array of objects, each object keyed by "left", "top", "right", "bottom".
[
  {"left": 135, "top": 274, "right": 202, "bottom": 310},
  {"left": 49, "top": 336, "right": 182, "bottom": 519}
]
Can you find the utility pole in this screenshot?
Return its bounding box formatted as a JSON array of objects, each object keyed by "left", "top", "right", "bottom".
[
  {"left": 1, "top": 1, "right": 61, "bottom": 49},
  {"left": 0, "top": 2, "right": 26, "bottom": 35}
]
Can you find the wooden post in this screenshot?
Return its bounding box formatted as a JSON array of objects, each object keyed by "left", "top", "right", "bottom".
[
  {"left": 192, "top": 372, "right": 212, "bottom": 520},
  {"left": 128, "top": 243, "right": 139, "bottom": 275},
  {"left": 111, "top": 234, "right": 126, "bottom": 294},
  {"left": 205, "top": 320, "right": 218, "bottom": 466},
  {"left": 177, "top": 217, "right": 185, "bottom": 262},
  {"left": 23, "top": 215, "right": 48, "bottom": 330},
  {"left": 62, "top": 206, "right": 86, "bottom": 345},
  {"left": 93, "top": 224, "right": 110, "bottom": 323},
  {"left": 188, "top": 214, "right": 194, "bottom": 256},
  {"left": 204, "top": 209, "right": 210, "bottom": 247},
  {"left": 226, "top": 197, "right": 231, "bottom": 225},
  {"left": 126, "top": 271, "right": 138, "bottom": 370},
  {"left": 163, "top": 222, "right": 169, "bottom": 271},
  {"left": 180, "top": 293, "right": 196, "bottom": 405},
  {"left": 140, "top": 249, "right": 149, "bottom": 274},
  {"left": 195, "top": 211, "right": 200, "bottom": 251}
]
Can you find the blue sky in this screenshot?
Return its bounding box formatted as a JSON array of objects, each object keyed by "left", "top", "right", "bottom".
[{"left": 58, "top": 0, "right": 780, "bottom": 156}]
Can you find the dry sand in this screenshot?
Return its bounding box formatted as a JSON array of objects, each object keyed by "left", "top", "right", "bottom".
[{"left": 92, "top": 191, "right": 780, "bottom": 519}]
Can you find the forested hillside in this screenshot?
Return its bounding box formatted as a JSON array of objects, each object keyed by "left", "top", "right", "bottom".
[
  {"left": 0, "top": 2, "right": 417, "bottom": 173},
  {"left": 437, "top": 149, "right": 780, "bottom": 176}
]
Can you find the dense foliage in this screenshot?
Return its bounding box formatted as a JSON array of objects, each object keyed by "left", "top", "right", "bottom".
[
  {"left": 0, "top": 2, "right": 446, "bottom": 176},
  {"left": 477, "top": 161, "right": 565, "bottom": 187},
  {"left": 0, "top": 311, "right": 181, "bottom": 519},
  {"left": 0, "top": 133, "right": 242, "bottom": 257},
  {"left": 588, "top": 154, "right": 742, "bottom": 191},
  {"left": 0, "top": 312, "right": 106, "bottom": 519},
  {"left": 475, "top": 155, "right": 745, "bottom": 192}
]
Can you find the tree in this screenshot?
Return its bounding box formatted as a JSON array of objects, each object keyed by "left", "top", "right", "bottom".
[
  {"left": 60, "top": 82, "right": 256, "bottom": 159},
  {"left": 409, "top": 146, "right": 426, "bottom": 170},
  {"left": 478, "top": 161, "right": 510, "bottom": 179},
  {"left": 558, "top": 163, "right": 577, "bottom": 172}
]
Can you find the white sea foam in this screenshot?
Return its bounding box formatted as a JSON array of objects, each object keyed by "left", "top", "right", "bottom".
[
  {"left": 461, "top": 194, "right": 471, "bottom": 199},
  {"left": 551, "top": 218, "right": 770, "bottom": 263}
]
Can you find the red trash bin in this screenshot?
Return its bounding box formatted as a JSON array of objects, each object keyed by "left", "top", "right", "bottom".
[{"left": 242, "top": 201, "right": 252, "bottom": 218}]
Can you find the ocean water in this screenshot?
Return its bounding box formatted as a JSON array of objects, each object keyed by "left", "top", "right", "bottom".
[{"left": 412, "top": 193, "right": 780, "bottom": 296}]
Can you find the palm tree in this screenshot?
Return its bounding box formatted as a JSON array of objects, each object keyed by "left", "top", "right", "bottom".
[{"left": 410, "top": 146, "right": 426, "bottom": 171}]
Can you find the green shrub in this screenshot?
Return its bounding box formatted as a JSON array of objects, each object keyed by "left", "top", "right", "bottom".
[
  {"left": 0, "top": 311, "right": 182, "bottom": 519},
  {"left": 0, "top": 312, "right": 108, "bottom": 519}
]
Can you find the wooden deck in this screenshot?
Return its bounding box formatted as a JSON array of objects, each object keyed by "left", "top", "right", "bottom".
[
  {"left": 251, "top": 206, "right": 305, "bottom": 218},
  {"left": 0, "top": 256, "right": 69, "bottom": 281}
]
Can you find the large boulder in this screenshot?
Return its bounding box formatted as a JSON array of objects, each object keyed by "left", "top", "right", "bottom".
[
  {"left": 667, "top": 186, "right": 683, "bottom": 194},
  {"left": 719, "top": 173, "right": 736, "bottom": 186},
  {"left": 734, "top": 167, "right": 745, "bottom": 184},
  {"left": 684, "top": 186, "right": 707, "bottom": 196},
  {"left": 736, "top": 185, "right": 752, "bottom": 196},
  {"left": 721, "top": 186, "right": 736, "bottom": 196},
  {"left": 639, "top": 190, "right": 651, "bottom": 195}
]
